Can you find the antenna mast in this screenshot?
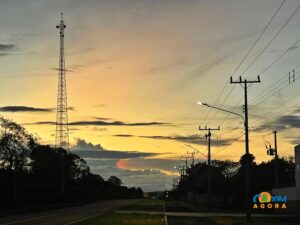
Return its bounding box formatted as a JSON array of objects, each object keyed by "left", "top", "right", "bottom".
[{"left": 55, "top": 13, "right": 69, "bottom": 150}]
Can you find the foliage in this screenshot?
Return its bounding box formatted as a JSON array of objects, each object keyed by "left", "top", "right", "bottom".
[
  {"left": 0, "top": 117, "right": 37, "bottom": 171},
  {"left": 169, "top": 153, "right": 295, "bottom": 209},
  {"left": 0, "top": 117, "right": 143, "bottom": 209}
]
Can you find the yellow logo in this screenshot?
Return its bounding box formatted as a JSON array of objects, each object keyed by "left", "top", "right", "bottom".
[{"left": 257, "top": 192, "right": 272, "bottom": 203}]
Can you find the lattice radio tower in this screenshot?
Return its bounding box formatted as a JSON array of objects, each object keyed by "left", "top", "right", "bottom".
[{"left": 55, "top": 13, "right": 69, "bottom": 150}]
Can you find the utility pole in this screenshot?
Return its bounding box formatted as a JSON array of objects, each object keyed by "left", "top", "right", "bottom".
[
  {"left": 187, "top": 151, "right": 195, "bottom": 167},
  {"left": 180, "top": 165, "right": 186, "bottom": 177},
  {"left": 274, "top": 131, "right": 279, "bottom": 188},
  {"left": 199, "top": 125, "right": 220, "bottom": 210},
  {"left": 230, "top": 76, "right": 260, "bottom": 222},
  {"left": 176, "top": 165, "right": 185, "bottom": 179},
  {"left": 181, "top": 155, "right": 191, "bottom": 171},
  {"left": 266, "top": 131, "right": 279, "bottom": 188}
]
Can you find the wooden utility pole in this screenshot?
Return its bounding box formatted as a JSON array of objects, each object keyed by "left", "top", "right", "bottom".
[
  {"left": 199, "top": 125, "right": 220, "bottom": 210},
  {"left": 230, "top": 76, "right": 260, "bottom": 222}
]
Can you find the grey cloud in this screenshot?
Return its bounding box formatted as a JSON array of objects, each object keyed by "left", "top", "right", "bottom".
[
  {"left": 73, "top": 138, "right": 105, "bottom": 151},
  {"left": 114, "top": 134, "right": 134, "bottom": 137},
  {"left": 118, "top": 158, "right": 181, "bottom": 173},
  {"left": 71, "top": 138, "right": 159, "bottom": 159},
  {"left": 87, "top": 159, "right": 174, "bottom": 192},
  {"left": 73, "top": 150, "right": 157, "bottom": 159},
  {"left": 0, "top": 106, "right": 75, "bottom": 113},
  {"left": 115, "top": 133, "right": 237, "bottom": 146},
  {"left": 0, "top": 106, "right": 52, "bottom": 112},
  {"left": 0, "top": 44, "right": 15, "bottom": 51},
  {"left": 255, "top": 114, "right": 300, "bottom": 132},
  {"left": 95, "top": 117, "right": 111, "bottom": 120},
  {"left": 0, "top": 43, "right": 17, "bottom": 57},
  {"left": 277, "top": 115, "right": 300, "bottom": 128},
  {"left": 29, "top": 119, "right": 170, "bottom": 127},
  {"left": 68, "top": 120, "right": 169, "bottom": 126},
  {"left": 140, "top": 134, "right": 236, "bottom": 146},
  {"left": 69, "top": 138, "right": 175, "bottom": 190},
  {"left": 0, "top": 53, "right": 12, "bottom": 57}
]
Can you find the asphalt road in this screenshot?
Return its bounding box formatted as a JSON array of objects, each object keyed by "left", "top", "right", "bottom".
[{"left": 0, "top": 199, "right": 138, "bottom": 225}]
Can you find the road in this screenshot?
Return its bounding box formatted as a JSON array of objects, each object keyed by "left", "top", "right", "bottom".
[
  {"left": 0, "top": 199, "right": 138, "bottom": 225},
  {"left": 116, "top": 210, "right": 291, "bottom": 218}
]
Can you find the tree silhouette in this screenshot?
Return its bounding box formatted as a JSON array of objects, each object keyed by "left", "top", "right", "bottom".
[
  {"left": 0, "top": 117, "right": 143, "bottom": 209},
  {"left": 0, "top": 117, "right": 37, "bottom": 171}
]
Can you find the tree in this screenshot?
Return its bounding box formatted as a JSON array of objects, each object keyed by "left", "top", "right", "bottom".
[
  {"left": 108, "top": 176, "right": 122, "bottom": 187},
  {"left": 0, "top": 117, "right": 143, "bottom": 207},
  {"left": 239, "top": 153, "right": 256, "bottom": 167},
  {"left": 0, "top": 117, "right": 37, "bottom": 171}
]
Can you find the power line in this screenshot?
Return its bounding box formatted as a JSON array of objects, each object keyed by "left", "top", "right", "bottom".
[
  {"left": 201, "top": 81, "right": 229, "bottom": 125},
  {"left": 239, "top": 5, "right": 300, "bottom": 77},
  {"left": 203, "top": 0, "right": 286, "bottom": 126},
  {"left": 219, "top": 57, "right": 300, "bottom": 132},
  {"left": 251, "top": 86, "right": 300, "bottom": 128},
  {"left": 212, "top": 133, "right": 244, "bottom": 156},
  {"left": 234, "top": 0, "right": 287, "bottom": 78},
  {"left": 251, "top": 101, "right": 300, "bottom": 129},
  {"left": 249, "top": 65, "right": 300, "bottom": 107},
  {"left": 257, "top": 39, "right": 300, "bottom": 76}
]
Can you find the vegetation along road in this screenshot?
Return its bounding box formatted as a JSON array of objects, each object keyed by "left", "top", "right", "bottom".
[{"left": 0, "top": 199, "right": 138, "bottom": 225}]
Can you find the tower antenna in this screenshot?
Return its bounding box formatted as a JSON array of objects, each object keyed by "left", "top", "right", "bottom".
[{"left": 55, "top": 13, "right": 69, "bottom": 150}]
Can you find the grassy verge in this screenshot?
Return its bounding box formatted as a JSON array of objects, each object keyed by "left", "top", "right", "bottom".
[
  {"left": 167, "top": 216, "right": 299, "bottom": 225},
  {"left": 121, "top": 199, "right": 165, "bottom": 211},
  {"left": 165, "top": 201, "right": 244, "bottom": 213},
  {"left": 165, "top": 200, "right": 206, "bottom": 212},
  {"left": 209, "top": 216, "right": 299, "bottom": 225},
  {"left": 73, "top": 212, "right": 165, "bottom": 225}
]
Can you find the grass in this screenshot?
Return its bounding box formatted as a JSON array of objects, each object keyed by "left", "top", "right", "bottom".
[
  {"left": 165, "top": 201, "right": 245, "bottom": 213},
  {"left": 167, "top": 216, "right": 218, "bottom": 225},
  {"left": 165, "top": 200, "right": 206, "bottom": 212},
  {"left": 73, "top": 213, "right": 165, "bottom": 225},
  {"left": 209, "top": 216, "right": 299, "bottom": 225},
  {"left": 167, "top": 216, "right": 299, "bottom": 225},
  {"left": 121, "top": 199, "right": 165, "bottom": 211}
]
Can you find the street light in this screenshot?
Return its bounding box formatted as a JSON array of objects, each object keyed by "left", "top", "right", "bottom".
[
  {"left": 197, "top": 101, "right": 245, "bottom": 122},
  {"left": 198, "top": 101, "right": 252, "bottom": 220}
]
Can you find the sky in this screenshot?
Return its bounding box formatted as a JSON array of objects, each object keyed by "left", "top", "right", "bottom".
[{"left": 1, "top": 0, "right": 300, "bottom": 191}]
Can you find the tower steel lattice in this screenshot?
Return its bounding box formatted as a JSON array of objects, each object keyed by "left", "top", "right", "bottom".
[{"left": 55, "top": 13, "right": 69, "bottom": 150}]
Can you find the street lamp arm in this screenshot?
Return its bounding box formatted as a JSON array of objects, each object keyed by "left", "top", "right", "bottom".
[{"left": 201, "top": 103, "right": 245, "bottom": 122}]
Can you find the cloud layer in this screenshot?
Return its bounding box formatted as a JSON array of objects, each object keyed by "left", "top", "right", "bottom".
[
  {"left": 30, "top": 119, "right": 170, "bottom": 127},
  {"left": 0, "top": 106, "right": 52, "bottom": 112},
  {"left": 0, "top": 44, "right": 15, "bottom": 51},
  {"left": 70, "top": 138, "right": 176, "bottom": 191},
  {"left": 71, "top": 138, "right": 158, "bottom": 159},
  {"left": 114, "top": 133, "right": 238, "bottom": 146}
]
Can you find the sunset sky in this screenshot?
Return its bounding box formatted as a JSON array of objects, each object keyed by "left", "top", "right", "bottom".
[{"left": 1, "top": 0, "right": 300, "bottom": 191}]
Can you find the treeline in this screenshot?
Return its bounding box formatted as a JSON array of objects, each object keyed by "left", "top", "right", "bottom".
[
  {"left": 168, "top": 154, "right": 295, "bottom": 209},
  {"left": 0, "top": 117, "right": 143, "bottom": 210}
]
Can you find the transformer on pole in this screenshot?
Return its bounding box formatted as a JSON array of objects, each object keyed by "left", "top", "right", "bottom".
[{"left": 55, "top": 13, "right": 69, "bottom": 150}]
